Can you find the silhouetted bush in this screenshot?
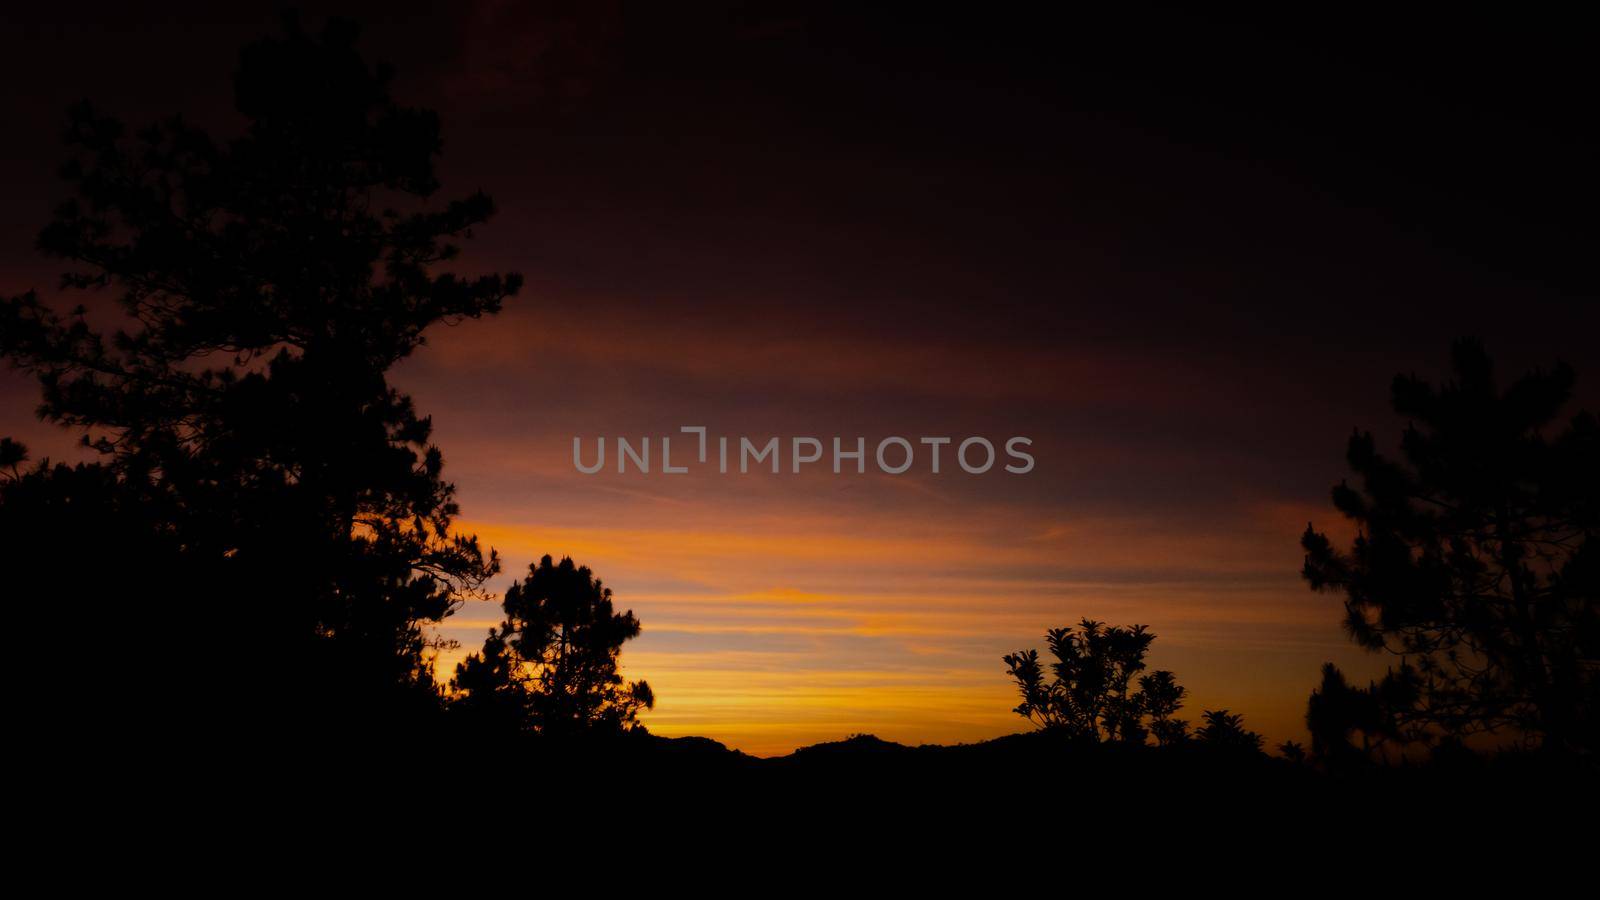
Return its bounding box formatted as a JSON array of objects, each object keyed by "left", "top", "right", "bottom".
[
  {"left": 1195, "top": 709, "right": 1265, "bottom": 753},
  {"left": 1004, "top": 620, "right": 1210, "bottom": 746}
]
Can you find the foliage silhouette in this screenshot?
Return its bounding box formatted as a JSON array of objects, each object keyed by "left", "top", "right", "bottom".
[
  {"left": 0, "top": 14, "right": 520, "bottom": 737},
  {"left": 1195, "top": 709, "right": 1265, "bottom": 753},
  {"left": 0, "top": 438, "right": 24, "bottom": 476},
  {"left": 451, "top": 555, "right": 654, "bottom": 736},
  {"left": 1141, "top": 669, "right": 1190, "bottom": 747},
  {"left": 1004, "top": 620, "right": 1194, "bottom": 744},
  {"left": 1277, "top": 740, "right": 1308, "bottom": 764},
  {"left": 1, "top": 11, "right": 1585, "bottom": 800},
  {"left": 1302, "top": 339, "right": 1598, "bottom": 756},
  {"left": 1305, "top": 663, "right": 1395, "bottom": 768}
]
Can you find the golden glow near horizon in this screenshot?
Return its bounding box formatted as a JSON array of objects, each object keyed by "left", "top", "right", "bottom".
[
  {"left": 0, "top": 284, "right": 1382, "bottom": 758},
  {"left": 0, "top": 4, "right": 1589, "bottom": 768},
  {"left": 428, "top": 504, "right": 1371, "bottom": 755},
  {"left": 389, "top": 291, "right": 1386, "bottom": 757}
]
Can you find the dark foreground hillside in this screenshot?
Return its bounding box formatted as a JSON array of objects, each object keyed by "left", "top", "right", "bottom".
[
  {"left": 388, "top": 729, "right": 1592, "bottom": 826},
  {"left": 39, "top": 724, "right": 1590, "bottom": 859}
]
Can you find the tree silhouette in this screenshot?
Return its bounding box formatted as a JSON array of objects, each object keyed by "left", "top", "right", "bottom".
[
  {"left": 0, "top": 15, "right": 520, "bottom": 733},
  {"left": 1302, "top": 340, "right": 1598, "bottom": 755},
  {"left": 447, "top": 623, "right": 529, "bottom": 737},
  {"left": 0, "top": 438, "right": 24, "bottom": 478},
  {"left": 1004, "top": 620, "right": 1188, "bottom": 743},
  {"left": 1, "top": 449, "right": 197, "bottom": 746},
  {"left": 1304, "top": 662, "right": 1394, "bottom": 767},
  {"left": 1195, "top": 709, "right": 1264, "bottom": 753},
  {"left": 1141, "top": 669, "right": 1190, "bottom": 747},
  {"left": 451, "top": 555, "right": 654, "bottom": 735},
  {"left": 1277, "top": 740, "right": 1308, "bottom": 764}
]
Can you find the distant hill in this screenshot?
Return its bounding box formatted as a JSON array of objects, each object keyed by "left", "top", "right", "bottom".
[{"left": 565, "top": 728, "right": 1592, "bottom": 820}]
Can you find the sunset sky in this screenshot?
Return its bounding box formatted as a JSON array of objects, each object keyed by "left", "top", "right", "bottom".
[{"left": 3, "top": 3, "right": 1596, "bottom": 755}]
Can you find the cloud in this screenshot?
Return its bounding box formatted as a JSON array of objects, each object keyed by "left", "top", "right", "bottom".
[{"left": 429, "top": 488, "right": 1363, "bottom": 755}]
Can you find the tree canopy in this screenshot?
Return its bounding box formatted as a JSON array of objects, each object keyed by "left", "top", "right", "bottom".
[
  {"left": 451, "top": 555, "right": 654, "bottom": 736},
  {"left": 0, "top": 15, "right": 521, "bottom": 737},
  {"left": 1302, "top": 339, "right": 1598, "bottom": 756}
]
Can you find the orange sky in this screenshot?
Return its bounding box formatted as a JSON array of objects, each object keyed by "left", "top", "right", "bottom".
[
  {"left": 396, "top": 295, "right": 1384, "bottom": 756},
  {"left": 4, "top": 5, "right": 1594, "bottom": 758}
]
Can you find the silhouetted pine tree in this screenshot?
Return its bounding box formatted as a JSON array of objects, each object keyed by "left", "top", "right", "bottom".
[
  {"left": 1304, "top": 662, "right": 1404, "bottom": 769},
  {"left": 1302, "top": 340, "right": 1599, "bottom": 756},
  {"left": 451, "top": 556, "right": 653, "bottom": 736},
  {"left": 0, "top": 15, "right": 520, "bottom": 741}
]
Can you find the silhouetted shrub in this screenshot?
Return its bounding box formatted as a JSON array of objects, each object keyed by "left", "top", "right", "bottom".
[
  {"left": 1004, "top": 620, "right": 1189, "bottom": 744},
  {"left": 1196, "top": 710, "right": 1264, "bottom": 753}
]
